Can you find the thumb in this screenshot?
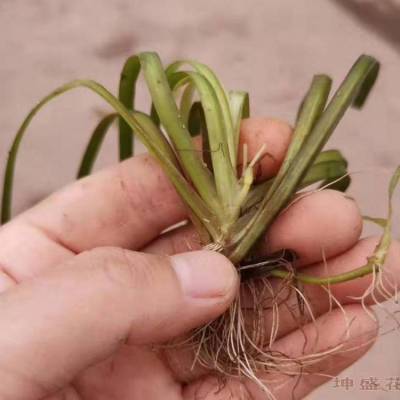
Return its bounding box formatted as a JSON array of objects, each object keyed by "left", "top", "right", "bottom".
[{"left": 0, "top": 247, "right": 238, "bottom": 399}]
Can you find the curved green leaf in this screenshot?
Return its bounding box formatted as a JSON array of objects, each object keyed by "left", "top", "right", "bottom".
[
  {"left": 165, "top": 60, "right": 236, "bottom": 166},
  {"left": 77, "top": 113, "right": 117, "bottom": 179},
  {"left": 139, "top": 52, "right": 219, "bottom": 212},
  {"left": 183, "top": 70, "right": 237, "bottom": 207},
  {"left": 1, "top": 80, "right": 217, "bottom": 239}
]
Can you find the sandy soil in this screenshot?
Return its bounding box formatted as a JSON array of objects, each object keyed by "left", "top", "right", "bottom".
[{"left": 1, "top": 1, "right": 400, "bottom": 398}]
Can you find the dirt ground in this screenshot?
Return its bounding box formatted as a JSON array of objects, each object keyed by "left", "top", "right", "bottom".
[{"left": 1, "top": 1, "right": 400, "bottom": 398}]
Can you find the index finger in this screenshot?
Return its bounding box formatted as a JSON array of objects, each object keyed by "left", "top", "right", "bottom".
[{"left": 0, "top": 118, "right": 291, "bottom": 282}]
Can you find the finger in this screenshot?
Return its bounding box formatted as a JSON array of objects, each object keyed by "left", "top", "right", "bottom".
[
  {"left": 239, "top": 117, "right": 292, "bottom": 180},
  {"left": 305, "top": 236, "right": 400, "bottom": 303},
  {"left": 194, "top": 117, "right": 292, "bottom": 182},
  {"left": 0, "top": 118, "right": 292, "bottom": 283},
  {"left": 252, "top": 304, "right": 378, "bottom": 399},
  {"left": 263, "top": 189, "right": 362, "bottom": 266},
  {"left": 145, "top": 189, "right": 362, "bottom": 267},
  {"left": 0, "top": 155, "right": 185, "bottom": 285},
  {"left": 183, "top": 304, "right": 377, "bottom": 400},
  {"left": 258, "top": 236, "right": 400, "bottom": 340},
  {"left": 11, "top": 154, "right": 186, "bottom": 251},
  {"left": 0, "top": 248, "right": 238, "bottom": 400}
]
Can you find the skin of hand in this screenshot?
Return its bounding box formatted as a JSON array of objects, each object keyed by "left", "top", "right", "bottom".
[{"left": 0, "top": 117, "right": 398, "bottom": 400}]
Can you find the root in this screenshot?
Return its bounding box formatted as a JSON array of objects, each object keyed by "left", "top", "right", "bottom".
[
  {"left": 172, "top": 167, "right": 400, "bottom": 398},
  {"left": 175, "top": 251, "right": 400, "bottom": 399}
]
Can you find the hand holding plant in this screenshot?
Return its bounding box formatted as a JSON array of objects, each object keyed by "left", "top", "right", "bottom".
[
  {"left": 1, "top": 52, "right": 399, "bottom": 398},
  {"left": 0, "top": 120, "right": 397, "bottom": 399}
]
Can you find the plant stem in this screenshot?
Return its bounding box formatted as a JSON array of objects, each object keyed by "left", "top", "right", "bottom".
[
  {"left": 269, "top": 165, "right": 400, "bottom": 285},
  {"left": 269, "top": 264, "right": 377, "bottom": 285}
]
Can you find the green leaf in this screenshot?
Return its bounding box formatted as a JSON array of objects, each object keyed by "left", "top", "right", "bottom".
[
  {"left": 1, "top": 79, "right": 217, "bottom": 239},
  {"left": 185, "top": 61, "right": 236, "bottom": 167},
  {"left": 305, "top": 149, "right": 350, "bottom": 191},
  {"left": 149, "top": 69, "right": 188, "bottom": 126},
  {"left": 270, "top": 74, "right": 332, "bottom": 195},
  {"left": 186, "top": 102, "right": 214, "bottom": 173},
  {"left": 229, "top": 90, "right": 250, "bottom": 157},
  {"left": 229, "top": 55, "right": 380, "bottom": 263},
  {"left": 179, "top": 82, "right": 196, "bottom": 127},
  {"left": 183, "top": 70, "right": 238, "bottom": 209},
  {"left": 118, "top": 56, "right": 140, "bottom": 160},
  {"left": 352, "top": 56, "right": 380, "bottom": 109},
  {"left": 313, "top": 149, "right": 348, "bottom": 166},
  {"left": 133, "top": 111, "right": 219, "bottom": 241},
  {"left": 77, "top": 114, "right": 117, "bottom": 179},
  {"left": 166, "top": 69, "right": 241, "bottom": 209},
  {"left": 138, "top": 52, "right": 219, "bottom": 213},
  {"left": 165, "top": 60, "right": 237, "bottom": 166}
]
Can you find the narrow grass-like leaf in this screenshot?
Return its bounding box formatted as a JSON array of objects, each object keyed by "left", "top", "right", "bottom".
[
  {"left": 180, "top": 83, "right": 196, "bottom": 126},
  {"left": 149, "top": 69, "right": 188, "bottom": 126},
  {"left": 164, "top": 66, "right": 239, "bottom": 211},
  {"left": 183, "top": 70, "right": 237, "bottom": 210},
  {"left": 77, "top": 113, "right": 117, "bottom": 178},
  {"left": 138, "top": 52, "right": 219, "bottom": 212},
  {"left": 352, "top": 60, "right": 380, "bottom": 109},
  {"left": 165, "top": 60, "right": 236, "bottom": 166},
  {"left": 269, "top": 75, "right": 332, "bottom": 195},
  {"left": 1, "top": 80, "right": 217, "bottom": 238},
  {"left": 118, "top": 56, "right": 140, "bottom": 160},
  {"left": 238, "top": 75, "right": 333, "bottom": 237},
  {"left": 184, "top": 61, "right": 236, "bottom": 166},
  {"left": 149, "top": 64, "right": 238, "bottom": 214},
  {"left": 163, "top": 63, "right": 241, "bottom": 210},
  {"left": 133, "top": 111, "right": 219, "bottom": 241},
  {"left": 229, "top": 90, "right": 250, "bottom": 156},
  {"left": 187, "top": 102, "right": 214, "bottom": 172},
  {"left": 229, "top": 55, "right": 379, "bottom": 263}
]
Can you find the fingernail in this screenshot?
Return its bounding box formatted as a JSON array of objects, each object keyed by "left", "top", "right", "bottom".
[{"left": 171, "top": 251, "right": 237, "bottom": 299}]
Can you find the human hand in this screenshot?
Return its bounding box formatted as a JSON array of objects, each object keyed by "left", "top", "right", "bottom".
[{"left": 0, "top": 118, "right": 398, "bottom": 399}]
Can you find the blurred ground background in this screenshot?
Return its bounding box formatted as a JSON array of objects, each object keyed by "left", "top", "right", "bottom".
[{"left": 1, "top": 0, "right": 400, "bottom": 398}]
